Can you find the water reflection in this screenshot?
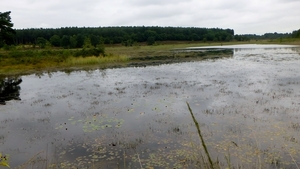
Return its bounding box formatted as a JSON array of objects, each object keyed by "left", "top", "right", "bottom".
[
  {"left": 0, "top": 77, "right": 22, "bottom": 105},
  {"left": 1, "top": 45, "right": 300, "bottom": 168},
  {"left": 291, "top": 47, "right": 300, "bottom": 55}
]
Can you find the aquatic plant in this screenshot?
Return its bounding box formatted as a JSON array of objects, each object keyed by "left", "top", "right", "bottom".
[
  {"left": 187, "top": 102, "right": 215, "bottom": 169},
  {"left": 0, "top": 153, "right": 10, "bottom": 168}
]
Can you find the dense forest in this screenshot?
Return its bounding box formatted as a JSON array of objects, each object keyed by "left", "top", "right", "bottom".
[
  {"left": 13, "top": 27, "right": 300, "bottom": 49},
  {"left": 292, "top": 29, "right": 300, "bottom": 38},
  {"left": 14, "top": 26, "right": 235, "bottom": 48},
  {"left": 234, "top": 32, "right": 291, "bottom": 41},
  {"left": 234, "top": 29, "right": 300, "bottom": 41}
]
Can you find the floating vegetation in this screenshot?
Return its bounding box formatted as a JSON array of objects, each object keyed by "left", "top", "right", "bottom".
[{"left": 55, "top": 115, "right": 124, "bottom": 132}]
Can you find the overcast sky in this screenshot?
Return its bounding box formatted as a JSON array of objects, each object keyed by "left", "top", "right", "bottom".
[{"left": 1, "top": 0, "right": 300, "bottom": 35}]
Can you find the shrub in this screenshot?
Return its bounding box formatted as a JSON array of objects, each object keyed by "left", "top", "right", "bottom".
[{"left": 75, "top": 46, "right": 105, "bottom": 57}]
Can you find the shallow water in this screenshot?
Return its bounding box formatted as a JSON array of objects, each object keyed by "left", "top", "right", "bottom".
[{"left": 1, "top": 45, "right": 300, "bottom": 168}]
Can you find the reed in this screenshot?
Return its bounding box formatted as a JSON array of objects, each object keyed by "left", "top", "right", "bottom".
[{"left": 186, "top": 102, "right": 214, "bottom": 169}]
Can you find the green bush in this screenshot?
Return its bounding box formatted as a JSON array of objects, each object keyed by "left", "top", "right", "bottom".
[{"left": 75, "top": 46, "right": 105, "bottom": 57}]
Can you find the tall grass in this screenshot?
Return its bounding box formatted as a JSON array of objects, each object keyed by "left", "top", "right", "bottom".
[
  {"left": 65, "top": 55, "right": 129, "bottom": 66},
  {"left": 0, "top": 48, "right": 130, "bottom": 75}
]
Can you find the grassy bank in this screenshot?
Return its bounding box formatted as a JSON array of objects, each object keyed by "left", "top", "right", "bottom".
[
  {"left": 1, "top": 39, "right": 300, "bottom": 76},
  {"left": 0, "top": 48, "right": 129, "bottom": 75}
]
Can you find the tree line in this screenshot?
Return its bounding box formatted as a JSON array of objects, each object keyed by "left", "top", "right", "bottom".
[
  {"left": 234, "top": 32, "right": 293, "bottom": 41},
  {"left": 13, "top": 26, "right": 299, "bottom": 49},
  {"left": 292, "top": 29, "right": 300, "bottom": 38},
  {"left": 14, "top": 26, "right": 235, "bottom": 48}
]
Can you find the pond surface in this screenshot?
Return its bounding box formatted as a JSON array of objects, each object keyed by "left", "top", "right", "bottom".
[{"left": 1, "top": 44, "right": 300, "bottom": 168}]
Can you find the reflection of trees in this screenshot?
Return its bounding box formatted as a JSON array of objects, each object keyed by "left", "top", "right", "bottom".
[
  {"left": 0, "top": 77, "right": 22, "bottom": 105},
  {"left": 291, "top": 47, "right": 300, "bottom": 55}
]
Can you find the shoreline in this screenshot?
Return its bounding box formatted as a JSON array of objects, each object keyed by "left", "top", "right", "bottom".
[{"left": 1, "top": 40, "right": 299, "bottom": 77}]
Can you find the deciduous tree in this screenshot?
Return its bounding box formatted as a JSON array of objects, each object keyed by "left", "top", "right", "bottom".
[
  {"left": 36, "top": 37, "right": 47, "bottom": 48},
  {"left": 50, "top": 35, "right": 61, "bottom": 47}
]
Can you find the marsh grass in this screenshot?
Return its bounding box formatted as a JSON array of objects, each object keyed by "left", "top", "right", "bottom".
[
  {"left": 64, "top": 55, "right": 129, "bottom": 66},
  {"left": 0, "top": 49, "right": 130, "bottom": 75}
]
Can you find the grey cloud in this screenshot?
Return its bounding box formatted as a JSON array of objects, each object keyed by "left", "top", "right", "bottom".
[
  {"left": 0, "top": 0, "right": 300, "bottom": 34},
  {"left": 125, "top": 0, "right": 192, "bottom": 7}
]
